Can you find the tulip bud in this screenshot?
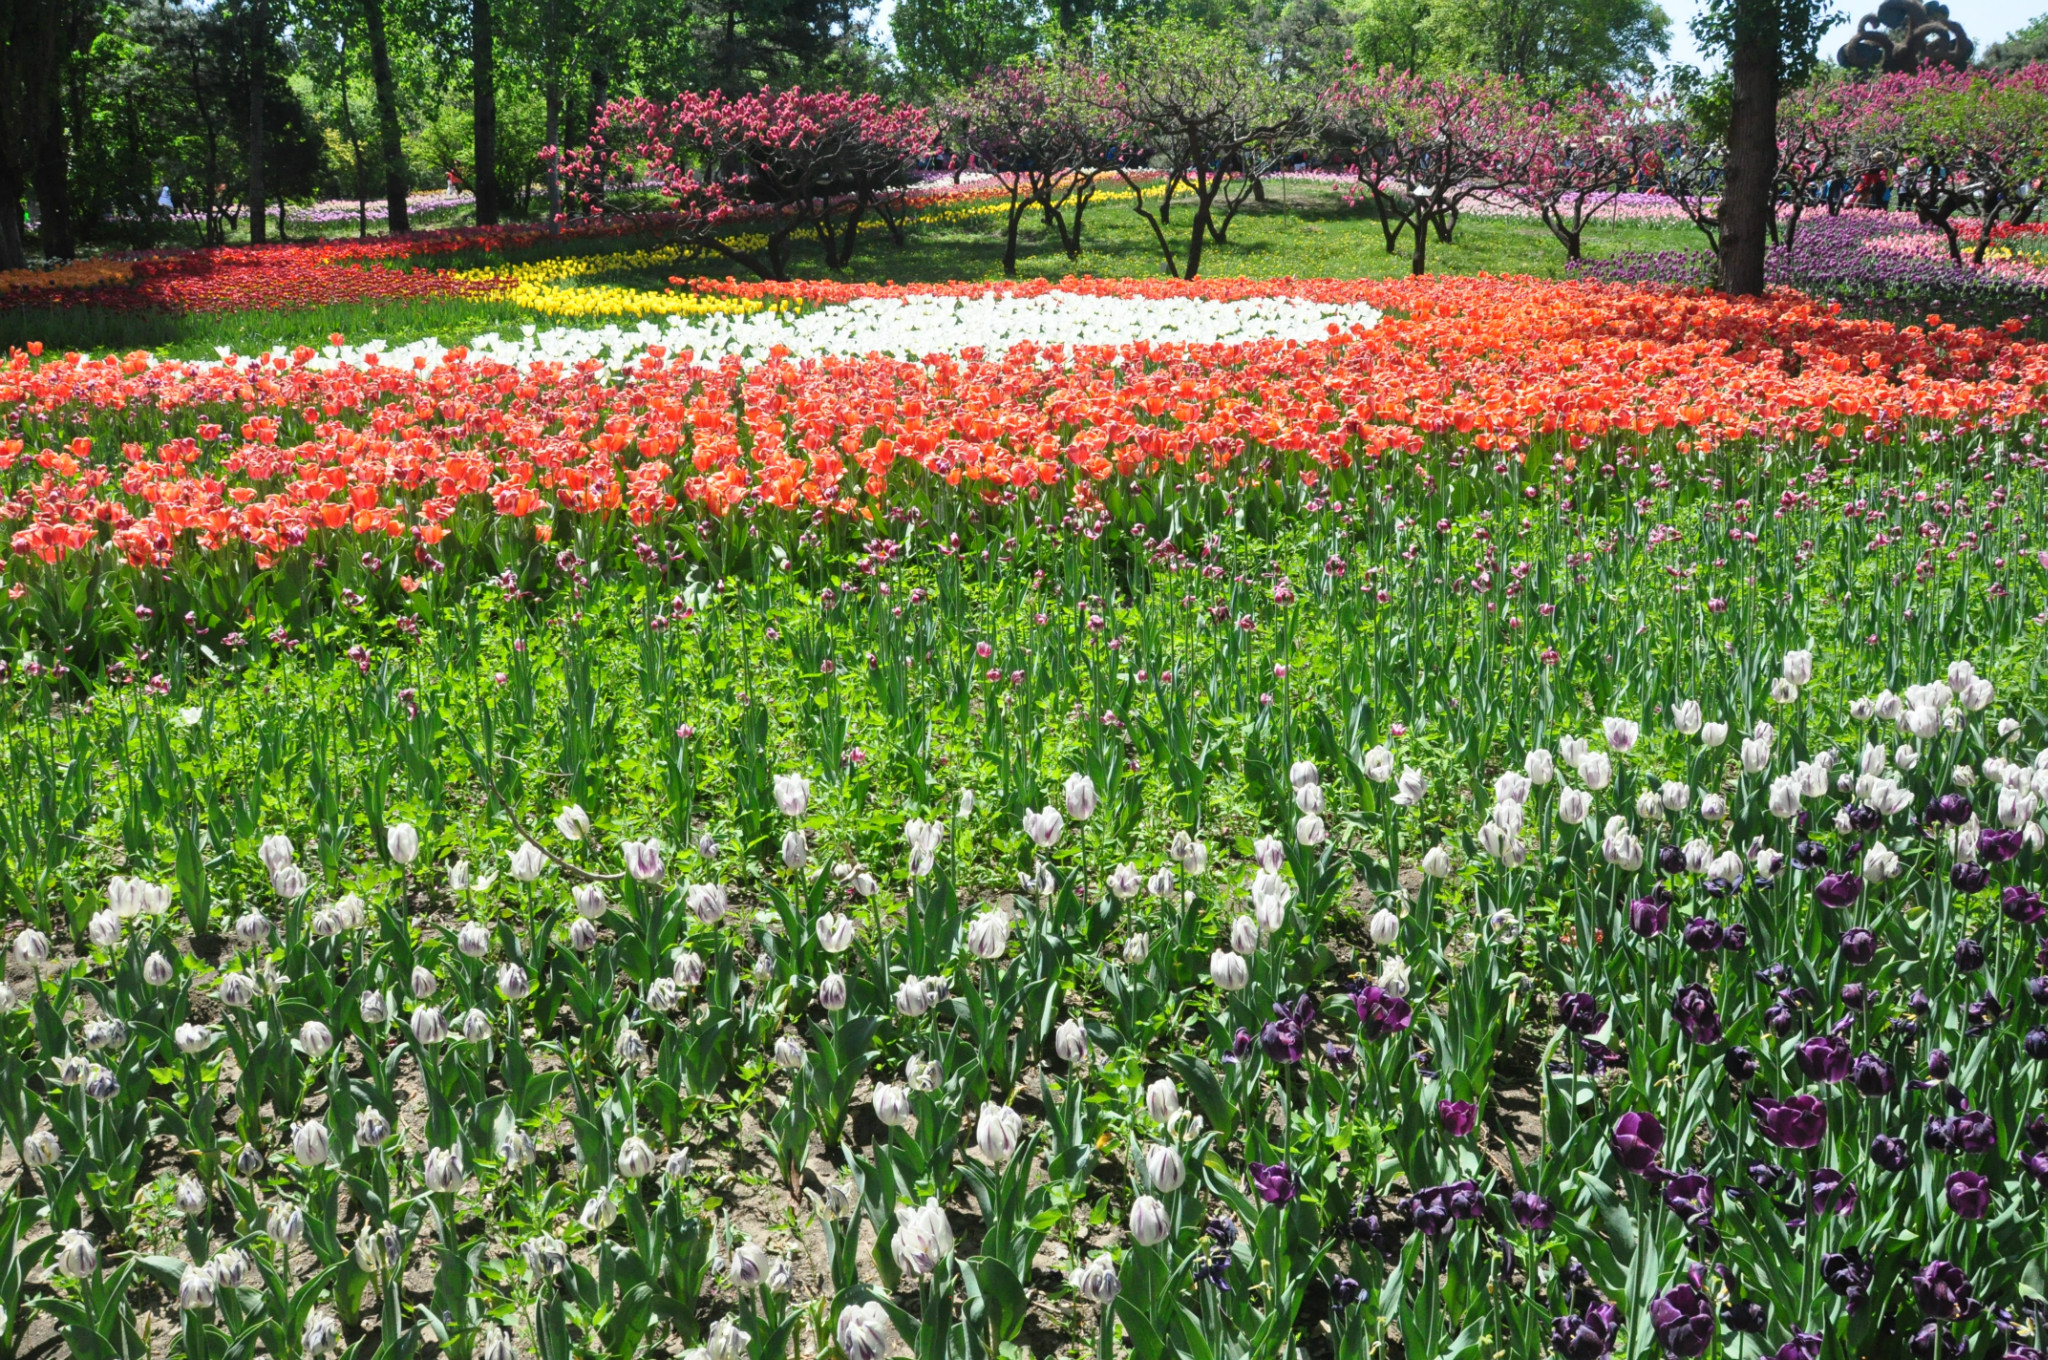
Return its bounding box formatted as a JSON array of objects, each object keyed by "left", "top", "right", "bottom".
[
  {"left": 1129, "top": 1194, "right": 1171, "bottom": 1246},
  {"left": 292, "top": 1122, "right": 331, "bottom": 1171},
  {"left": 1064, "top": 772, "right": 1098, "bottom": 821},
  {"left": 303, "top": 1312, "right": 343, "bottom": 1359},
  {"left": 178, "top": 1263, "right": 215, "bottom": 1313},
  {"left": 819, "top": 972, "right": 848, "bottom": 1010},
  {"left": 1145, "top": 1078, "right": 1180, "bottom": 1124},
  {"left": 424, "top": 1146, "right": 465, "bottom": 1193},
  {"left": 1211, "top": 949, "right": 1250, "bottom": 990},
  {"left": 554, "top": 804, "right": 592, "bottom": 843},
  {"left": 837, "top": 1301, "right": 898, "bottom": 1360},
  {"left": 386, "top": 822, "right": 420, "bottom": 866},
  {"left": 1369, "top": 908, "right": 1401, "bottom": 946},
  {"left": 615, "top": 1136, "right": 656, "bottom": 1179},
  {"left": 567, "top": 918, "right": 599, "bottom": 951},
  {"left": 1054, "top": 1019, "right": 1089, "bottom": 1063},
  {"left": 55, "top": 1229, "right": 97, "bottom": 1278},
  {"left": 873, "top": 1084, "right": 912, "bottom": 1126},
  {"left": 1144, "top": 1143, "right": 1185, "bottom": 1191},
  {"left": 497, "top": 962, "right": 531, "bottom": 1001},
  {"left": 671, "top": 951, "right": 706, "bottom": 988},
  {"left": 143, "top": 950, "right": 176, "bottom": 986},
  {"left": 976, "top": 1101, "right": 1023, "bottom": 1164},
  {"left": 1072, "top": 1253, "right": 1120, "bottom": 1304},
  {"left": 781, "top": 829, "right": 809, "bottom": 871},
  {"left": 411, "top": 1005, "right": 448, "bottom": 1045}
]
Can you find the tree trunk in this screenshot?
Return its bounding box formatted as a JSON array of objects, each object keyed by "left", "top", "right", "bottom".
[
  {"left": 544, "top": 70, "right": 561, "bottom": 229},
  {"left": 363, "top": 0, "right": 408, "bottom": 233},
  {"left": 30, "top": 72, "right": 71, "bottom": 258},
  {"left": 0, "top": 163, "right": 26, "bottom": 269},
  {"left": 472, "top": 0, "right": 497, "bottom": 225},
  {"left": 1718, "top": 27, "right": 1777, "bottom": 296},
  {"left": 248, "top": 0, "right": 266, "bottom": 244}
]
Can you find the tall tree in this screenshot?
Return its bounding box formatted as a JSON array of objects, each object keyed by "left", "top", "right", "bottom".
[
  {"left": 248, "top": 0, "right": 268, "bottom": 242},
  {"left": 1692, "top": 0, "right": 1837, "bottom": 293},
  {"left": 473, "top": 0, "right": 498, "bottom": 223},
  {"left": 361, "top": 0, "right": 409, "bottom": 231},
  {"left": 1, "top": 0, "right": 71, "bottom": 265},
  {"left": 891, "top": 0, "right": 1042, "bottom": 92}
]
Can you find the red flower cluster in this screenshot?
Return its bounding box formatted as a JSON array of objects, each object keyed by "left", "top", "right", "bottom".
[{"left": 3, "top": 275, "right": 2043, "bottom": 573}]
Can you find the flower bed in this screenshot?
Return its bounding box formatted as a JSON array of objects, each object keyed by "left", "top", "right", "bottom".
[{"left": 3, "top": 273, "right": 2048, "bottom": 1360}]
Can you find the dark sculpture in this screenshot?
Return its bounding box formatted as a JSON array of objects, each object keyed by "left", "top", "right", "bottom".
[{"left": 1837, "top": 0, "right": 1974, "bottom": 72}]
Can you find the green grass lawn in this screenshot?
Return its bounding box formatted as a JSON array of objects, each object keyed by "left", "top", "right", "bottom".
[{"left": 4, "top": 186, "right": 1709, "bottom": 359}]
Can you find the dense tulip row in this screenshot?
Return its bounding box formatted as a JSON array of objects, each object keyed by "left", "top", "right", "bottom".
[
  {"left": 0, "top": 177, "right": 1021, "bottom": 318},
  {"left": 3, "top": 278, "right": 2048, "bottom": 1360}
]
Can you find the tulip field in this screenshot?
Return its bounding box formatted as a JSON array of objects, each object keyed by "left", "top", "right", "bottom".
[{"left": 6, "top": 248, "right": 2048, "bottom": 1360}]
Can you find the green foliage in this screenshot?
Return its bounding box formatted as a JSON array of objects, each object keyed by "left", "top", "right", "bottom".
[
  {"left": 1349, "top": 0, "right": 1671, "bottom": 87},
  {"left": 892, "top": 0, "right": 1047, "bottom": 93}
]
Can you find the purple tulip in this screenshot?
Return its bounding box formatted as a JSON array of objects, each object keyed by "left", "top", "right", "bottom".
[
  {"left": 1796, "top": 1032, "right": 1851, "bottom": 1083},
  {"left": 1928, "top": 1047, "right": 1952, "bottom": 1079},
  {"left": 1510, "top": 1189, "right": 1555, "bottom": 1234},
  {"left": 1721, "top": 1295, "right": 1765, "bottom": 1336},
  {"left": 1950, "top": 861, "right": 1989, "bottom": 893},
  {"left": 1720, "top": 922, "right": 1748, "bottom": 951},
  {"left": 1771, "top": 1333, "right": 1823, "bottom": 1360},
  {"left": 1814, "top": 873, "right": 1864, "bottom": 909},
  {"left": 1948, "top": 1107, "right": 1997, "bottom": 1153},
  {"left": 2004, "top": 885, "right": 2047, "bottom": 924},
  {"left": 1943, "top": 1170, "right": 1990, "bottom": 1220},
  {"left": 1661, "top": 1171, "right": 1713, "bottom": 1224},
  {"left": 1979, "top": 828, "right": 2024, "bottom": 864},
  {"left": 1927, "top": 792, "right": 1974, "bottom": 826},
  {"left": 1752, "top": 1095, "right": 1826, "bottom": 1149},
  {"left": 1610, "top": 1111, "right": 1664, "bottom": 1174},
  {"left": 1910, "top": 1259, "right": 1978, "bottom": 1321},
  {"left": 1628, "top": 894, "right": 1669, "bottom": 938},
  {"left": 1353, "top": 986, "right": 1412, "bottom": 1040},
  {"left": 1260, "top": 1018, "right": 1305, "bottom": 1064},
  {"left": 1681, "top": 916, "right": 1722, "bottom": 952},
  {"left": 2027, "top": 975, "right": 2048, "bottom": 1005},
  {"left": 1966, "top": 992, "right": 2003, "bottom": 1031},
  {"left": 1648, "top": 1282, "right": 1716, "bottom": 1357},
  {"left": 2025, "top": 1028, "right": 2048, "bottom": 1060},
  {"left": 1871, "top": 1134, "right": 1909, "bottom": 1171},
  {"left": 1437, "top": 1098, "right": 1477, "bottom": 1138},
  {"left": 1579, "top": 1037, "right": 1629, "bottom": 1073},
  {"left": 1811, "top": 1167, "right": 1857, "bottom": 1217},
  {"left": 1838, "top": 927, "right": 1877, "bottom": 965},
  {"left": 1247, "top": 1161, "right": 1296, "bottom": 1204},
  {"left": 1406, "top": 1180, "right": 1483, "bottom": 1236},
  {"left": 1822, "top": 1248, "right": 1873, "bottom": 1314},
  {"left": 1791, "top": 838, "right": 1828, "bottom": 870},
  {"left": 1656, "top": 844, "right": 1686, "bottom": 877},
  {"left": 1955, "top": 937, "right": 1986, "bottom": 972},
  {"left": 1549, "top": 1300, "right": 1621, "bottom": 1359},
  {"left": 2020, "top": 1148, "right": 2048, "bottom": 1184},
  {"left": 1671, "top": 983, "right": 1721, "bottom": 1044},
  {"left": 1722, "top": 1046, "right": 1758, "bottom": 1081},
  {"left": 1849, "top": 1052, "right": 1895, "bottom": 1096},
  {"left": 1557, "top": 992, "right": 1606, "bottom": 1034}
]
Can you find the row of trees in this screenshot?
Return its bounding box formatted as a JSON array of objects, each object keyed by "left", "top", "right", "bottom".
[
  {"left": 563, "top": 28, "right": 2048, "bottom": 289},
  {"left": 0, "top": 0, "right": 1695, "bottom": 270},
  {"left": 0, "top": 0, "right": 874, "bottom": 267}
]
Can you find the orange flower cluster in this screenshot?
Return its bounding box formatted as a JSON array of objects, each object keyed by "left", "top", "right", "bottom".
[{"left": 3, "top": 275, "right": 2043, "bottom": 573}]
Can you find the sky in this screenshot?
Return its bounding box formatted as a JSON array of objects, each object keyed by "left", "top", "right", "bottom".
[{"left": 1661, "top": 0, "right": 2043, "bottom": 70}]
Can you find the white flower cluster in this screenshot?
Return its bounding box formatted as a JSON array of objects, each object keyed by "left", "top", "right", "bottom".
[{"left": 246, "top": 291, "right": 1383, "bottom": 375}]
